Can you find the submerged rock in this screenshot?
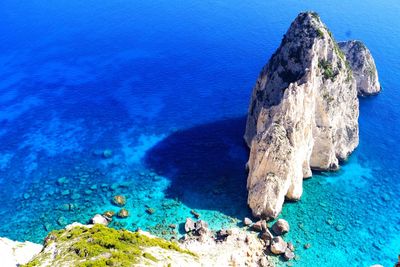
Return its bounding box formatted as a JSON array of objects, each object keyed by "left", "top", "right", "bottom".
[
  {"left": 117, "top": 208, "right": 129, "bottom": 218},
  {"left": 244, "top": 12, "right": 362, "bottom": 219},
  {"left": 103, "top": 149, "right": 113, "bottom": 158},
  {"left": 184, "top": 218, "right": 196, "bottom": 233},
  {"left": 284, "top": 248, "right": 295, "bottom": 261},
  {"left": 103, "top": 210, "right": 115, "bottom": 219},
  {"left": 112, "top": 195, "right": 126, "bottom": 206},
  {"left": 338, "top": 40, "right": 381, "bottom": 96}
]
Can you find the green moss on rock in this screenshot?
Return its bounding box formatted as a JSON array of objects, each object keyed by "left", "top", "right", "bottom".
[{"left": 23, "top": 224, "right": 196, "bottom": 267}]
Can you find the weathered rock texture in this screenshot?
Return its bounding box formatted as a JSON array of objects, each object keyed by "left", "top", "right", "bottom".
[
  {"left": 0, "top": 237, "right": 42, "bottom": 267},
  {"left": 339, "top": 40, "right": 381, "bottom": 96},
  {"left": 244, "top": 12, "right": 360, "bottom": 219}
]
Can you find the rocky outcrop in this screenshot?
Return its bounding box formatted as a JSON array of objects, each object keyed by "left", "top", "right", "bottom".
[
  {"left": 244, "top": 12, "right": 360, "bottom": 219},
  {"left": 23, "top": 223, "right": 198, "bottom": 267},
  {"left": 23, "top": 221, "right": 275, "bottom": 267},
  {"left": 0, "top": 237, "right": 42, "bottom": 267},
  {"left": 338, "top": 40, "right": 381, "bottom": 96}
]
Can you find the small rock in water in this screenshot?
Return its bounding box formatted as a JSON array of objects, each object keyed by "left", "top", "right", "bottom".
[
  {"left": 57, "top": 177, "right": 68, "bottom": 185},
  {"left": 61, "top": 190, "right": 70, "bottom": 196},
  {"left": 23, "top": 193, "right": 30, "bottom": 200},
  {"left": 260, "top": 228, "right": 274, "bottom": 242},
  {"left": 103, "top": 210, "right": 115, "bottom": 219},
  {"left": 146, "top": 208, "right": 155, "bottom": 215},
  {"left": 272, "top": 219, "right": 290, "bottom": 235},
  {"left": 335, "top": 224, "right": 345, "bottom": 231},
  {"left": 190, "top": 209, "right": 200, "bottom": 219},
  {"left": 304, "top": 243, "right": 311, "bottom": 249},
  {"left": 243, "top": 217, "right": 253, "bottom": 226},
  {"left": 326, "top": 218, "right": 334, "bottom": 225},
  {"left": 287, "top": 242, "right": 295, "bottom": 251},
  {"left": 57, "top": 216, "right": 67, "bottom": 226},
  {"left": 251, "top": 220, "right": 264, "bottom": 232},
  {"left": 184, "top": 218, "right": 196, "bottom": 233},
  {"left": 71, "top": 193, "right": 81, "bottom": 200},
  {"left": 117, "top": 208, "right": 129, "bottom": 218},
  {"left": 103, "top": 149, "right": 113, "bottom": 158},
  {"left": 112, "top": 195, "right": 126, "bottom": 206},
  {"left": 284, "top": 248, "right": 295, "bottom": 261},
  {"left": 169, "top": 224, "right": 176, "bottom": 229},
  {"left": 270, "top": 236, "right": 287, "bottom": 255},
  {"left": 382, "top": 194, "right": 390, "bottom": 202},
  {"left": 59, "top": 204, "right": 71, "bottom": 211},
  {"left": 90, "top": 214, "right": 108, "bottom": 225}
]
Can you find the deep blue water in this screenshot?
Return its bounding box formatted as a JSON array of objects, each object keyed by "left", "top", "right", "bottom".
[{"left": 0, "top": 0, "right": 399, "bottom": 266}]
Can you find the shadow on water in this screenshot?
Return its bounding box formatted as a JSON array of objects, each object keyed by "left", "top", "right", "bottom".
[{"left": 144, "top": 116, "right": 252, "bottom": 219}]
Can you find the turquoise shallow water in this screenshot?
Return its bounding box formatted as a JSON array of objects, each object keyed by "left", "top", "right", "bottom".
[{"left": 0, "top": 0, "right": 399, "bottom": 266}]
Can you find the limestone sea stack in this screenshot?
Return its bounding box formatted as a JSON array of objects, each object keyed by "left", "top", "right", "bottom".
[
  {"left": 338, "top": 40, "right": 381, "bottom": 96},
  {"left": 244, "top": 12, "right": 360, "bottom": 219}
]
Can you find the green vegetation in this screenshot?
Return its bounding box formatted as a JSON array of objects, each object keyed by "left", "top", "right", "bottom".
[
  {"left": 23, "top": 224, "right": 196, "bottom": 267},
  {"left": 318, "top": 59, "right": 336, "bottom": 80},
  {"left": 317, "top": 28, "right": 324, "bottom": 38},
  {"left": 310, "top": 11, "right": 320, "bottom": 20}
]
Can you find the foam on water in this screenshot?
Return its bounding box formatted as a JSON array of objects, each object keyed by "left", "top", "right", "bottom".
[{"left": 0, "top": 0, "right": 399, "bottom": 266}]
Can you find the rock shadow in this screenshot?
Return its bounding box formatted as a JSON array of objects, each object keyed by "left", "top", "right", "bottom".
[{"left": 144, "top": 116, "right": 252, "bottom": 219}]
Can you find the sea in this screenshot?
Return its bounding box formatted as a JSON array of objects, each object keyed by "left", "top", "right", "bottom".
[{"left": 0, "top": 0, "right": 399, "bottom": 266}]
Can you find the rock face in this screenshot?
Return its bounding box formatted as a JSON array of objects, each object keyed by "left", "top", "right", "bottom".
[
  {"left": 0, "top": 237, "right": 43, "bottom": 267},
  {"left": 244, "top": 12, "right": 360, "bottom": 219},
  {"left": 338, "top": 40, "right": 381, "bottom": 96}
]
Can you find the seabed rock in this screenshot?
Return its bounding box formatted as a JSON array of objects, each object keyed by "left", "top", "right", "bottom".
[
  {"left": 112, "top": 195, "right": 126, "bottom": 206},
  {"left": 102, "top": 149, "right": 113, "bottom": 158},
  {"left": 117, "top": 208, "right": 129, "bottom": 218}
]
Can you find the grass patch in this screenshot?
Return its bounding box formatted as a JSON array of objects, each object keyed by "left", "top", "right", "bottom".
[
  {"left": 23, "top": 225, "right": 196, "bottom": 267},
  {"left": 318, "top": 59, "right": 336, "bottom": 80}
]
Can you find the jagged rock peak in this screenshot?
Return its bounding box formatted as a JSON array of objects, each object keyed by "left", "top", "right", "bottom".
[
  {"left": 244, "top": 11, "right": 359, "bottom": 219},
  {"left": 339, "top": 40, "right": 381, "bottom": 96}
]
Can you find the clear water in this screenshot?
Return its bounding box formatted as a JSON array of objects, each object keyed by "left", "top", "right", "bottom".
[{"left": 0, "top": 0, "right": 399, "bottom": 266}]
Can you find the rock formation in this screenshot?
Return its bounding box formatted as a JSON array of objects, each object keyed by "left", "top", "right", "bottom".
[
  {"left": 244, "top": 11, "right": 362, "bottom": 219},
  {"left": 23, "top": 222, "right": 275, "bottom": 267},
  {"left": 0, "top": 237, "right": 42, "bottom": 267},
  {"left": 338, "top": 40, "right": 381, "bottom": 96}
]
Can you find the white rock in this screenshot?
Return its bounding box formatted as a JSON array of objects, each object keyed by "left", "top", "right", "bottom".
[
  {"left": 244, "top": 12, "right": 359, "bottom": 218},
  {"left": 90, "top": 214, "right": 108, "bottom": 225},
  {"left": 339, "top": 40, "right": 381, "bottom": 96},
  {"left": 0, "top": 237, "right": 43, "bottom": 267}
]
